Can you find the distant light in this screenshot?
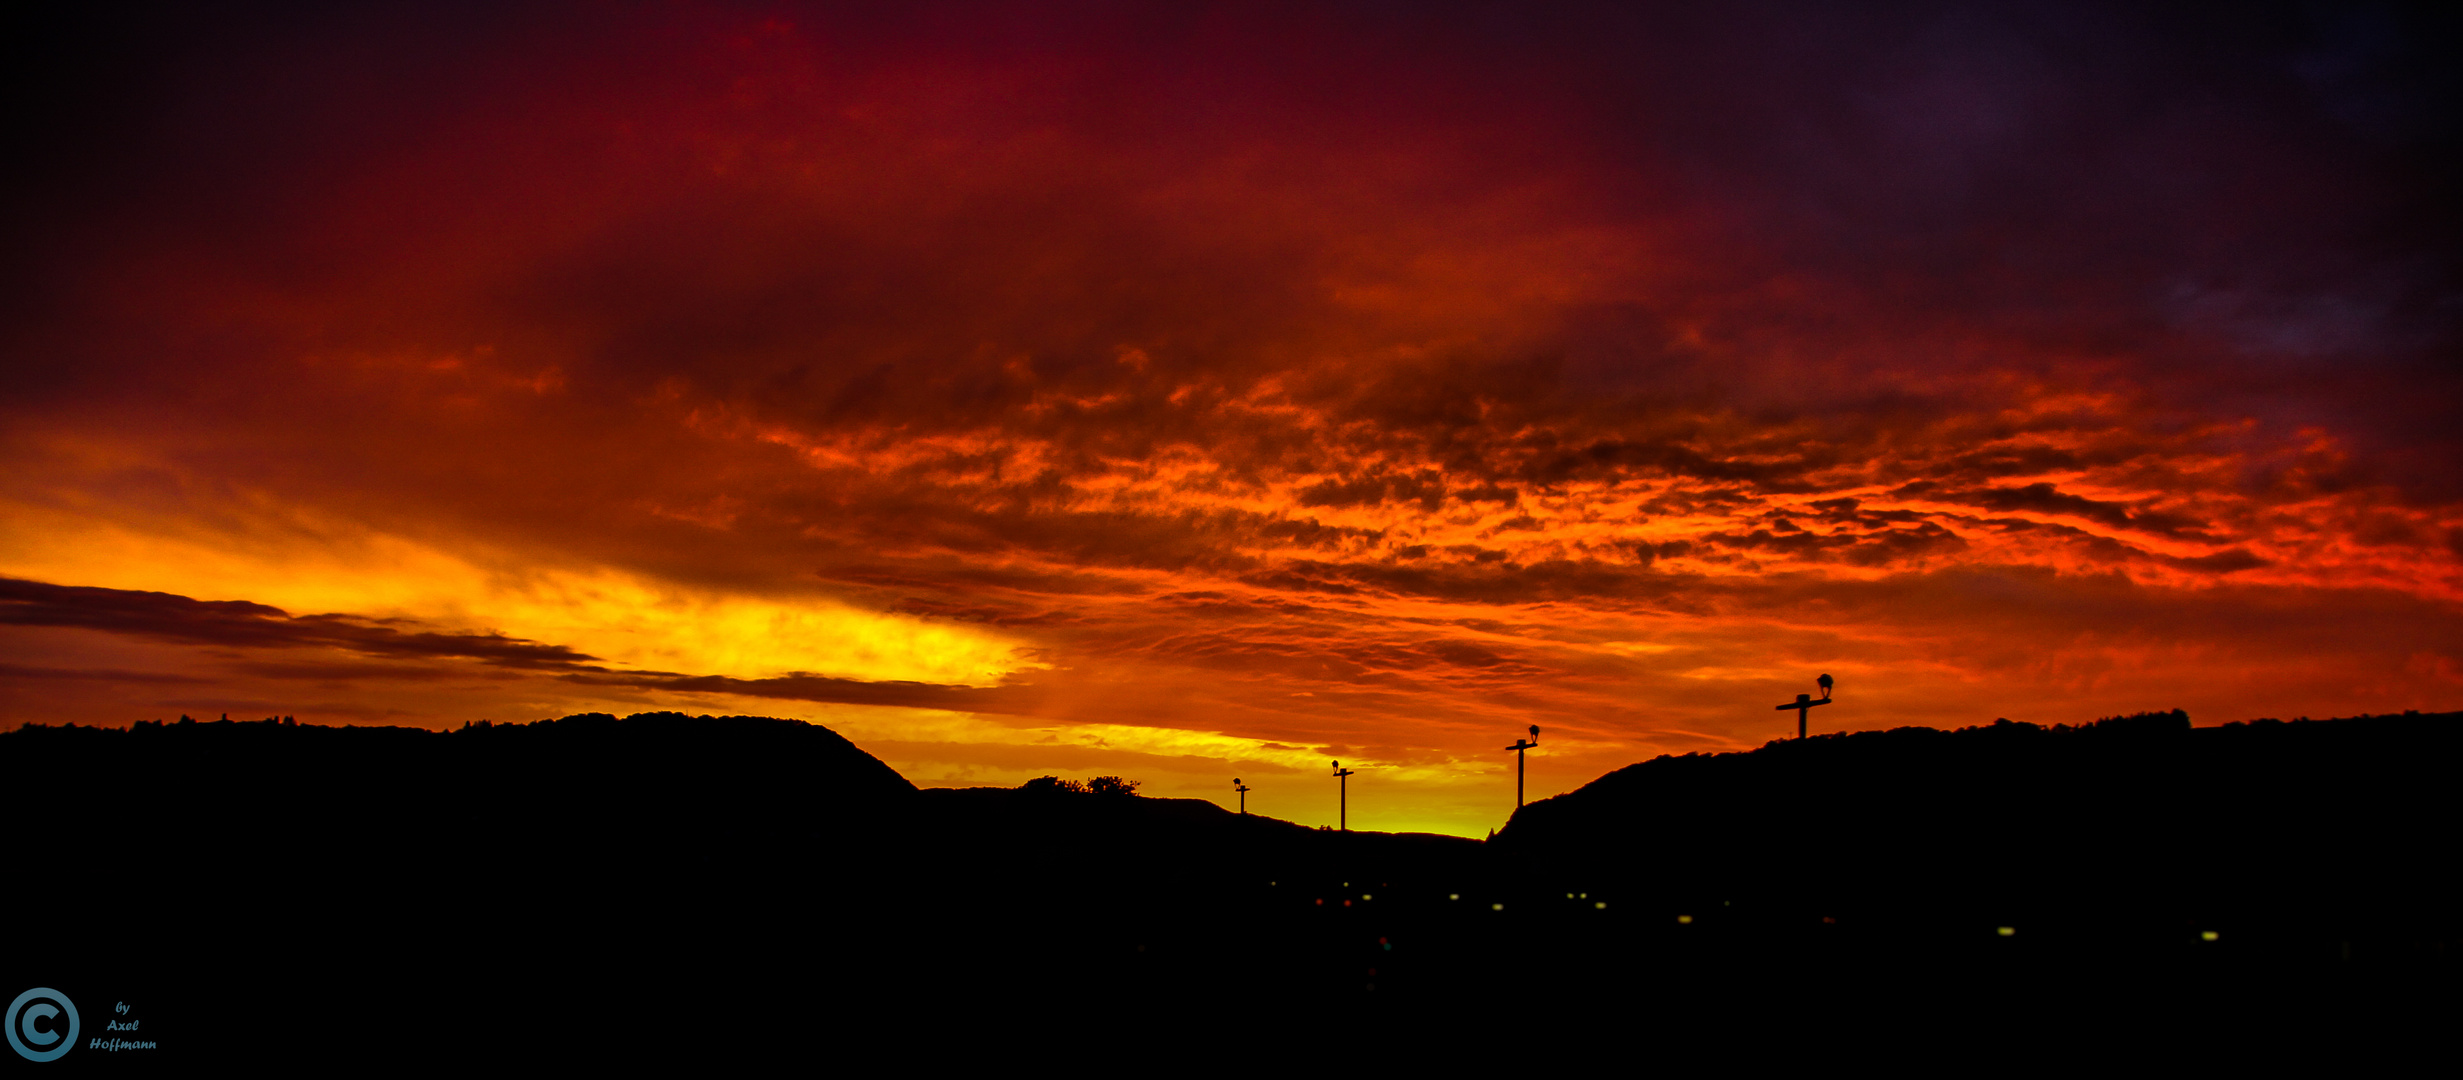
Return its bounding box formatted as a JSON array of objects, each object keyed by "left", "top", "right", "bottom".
[
  {"left": 1362, "top": 894, "right": 1372, "bottom": 901},
  {"left": 1997, "top": 926, "right": 2016, "bottom": 937},
  {"left": 1343, "top": 899, "right": 1352, "bottom": 907},
  {"left": 1449, "top": 893, "right": 1461, "bottom": 901},
  {"left": 1580, "top": 892, "right": 1589, "bottom": 899},
  {"left": 1595, "top": 902, "right": 1607, "bottom": 910},
  {"left": 1315, "top": 899, "right": 1323, "bottom": 906},
  {"left": 1492, "top": 903, "right": 1504, "bottom": 911},
  {"left": 1677, "top": 915, "right": 1693, "bottom": 924},
  {"left": 2201, "top": 930, "right": 2220, "bottom": 942},
  {"left": 1566, "top": 893, "right": 1575, "bottom": 899},
  {"left": 1269, "top": 881, "right": 1277, "bottom": 886}
]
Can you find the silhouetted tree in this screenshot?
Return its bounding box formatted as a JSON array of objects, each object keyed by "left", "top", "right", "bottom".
[
  {"left": 1015, "top": 775, "right": 1141, "bottom": 796},
  {"left": 1082, "top": 775, "right": 1141, "bottom": 798},
  {"left": 1019, "top": 775, "right": 1087, "bottom": 795}
]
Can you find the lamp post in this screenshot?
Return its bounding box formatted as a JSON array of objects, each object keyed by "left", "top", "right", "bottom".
[
  {"left": 1772, "top": 674, "right": 1835, "bottom": 739},
  {"left": 1505, "top": 725, "right": 1540, "bottom": 809},
  {"left": 1233, "top": 777, "right": 1250, "bottom": 814},
  {"left": 1332, "top": 761, "right": 1355, "bottom": 831}
]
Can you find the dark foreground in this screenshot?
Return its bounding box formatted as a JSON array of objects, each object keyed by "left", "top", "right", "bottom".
[{"left": 1, "top": 709, "right": 2456, "bottom": 1068}]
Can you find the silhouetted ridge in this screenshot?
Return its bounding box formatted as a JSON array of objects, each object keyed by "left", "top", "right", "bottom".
[
  {"left": 11, "top": 710, "right": 920, "bottom": 861},
  {"left": 6, "top": 708, "right": 2453, "bottom": 1061},
  {"left": 2, "top": 710, "right": 928, "bottom": 1063},
  {"left": 1495, "top": 709, "right": 2463, "bottom": 952}
]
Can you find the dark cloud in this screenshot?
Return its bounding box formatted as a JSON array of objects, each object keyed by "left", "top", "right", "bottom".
[
  {"left": 1296, "top": 469, "right": 1448, "bottom": 511},
  {"left": 1705, "top": 522, "right": 1970, "bottom": 567},
  {"left": 0, "top": 663, "right": 206, "bottom": 685},
  {"left": 0, "top": 578, "right": 600, "bottom": 670},
  {"left": 572, "top": 672, "right": 1049, "bottom": 717},
  {"left": 2161, "top": 548, "right": 2269, "bottom": 574},
  {"left": 1892, "top": 481, "right": 2212, "bottom": 539},
  {"left": 1522, "top": 438, "right": 1827, "bottom": 488}
]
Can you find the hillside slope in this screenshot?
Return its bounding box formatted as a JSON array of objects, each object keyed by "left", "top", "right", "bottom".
[{"left": 1495, "top": 710, "right": 2463, "bottom": 950}]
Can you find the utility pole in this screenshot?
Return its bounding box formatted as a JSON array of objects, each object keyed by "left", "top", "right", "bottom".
[
  {"left": 1332, "top": 761, "right": 1355, "bottom": 831},
  {"left": 1505, "top": 725, "right": 1540, "bottom": 809},
  {"left": 1233, "top": 777, "right": 1250, "bottom": 814},
  {"left": 1772, "top": 674, "right": 1835, "bottom": 739}
]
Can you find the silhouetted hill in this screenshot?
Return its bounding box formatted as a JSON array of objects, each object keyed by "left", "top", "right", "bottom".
[
  {"left": 9, "top": 710, "right": 921, "bottom": 941},
  {"left": 2, "top": 712, "right": 924, "bottom": 1066},
  {"left": 1494, "top": 709, "right": 2463, "bottom": 981},
  {"left": 4, "top": 708, "right": 2455, "bottom": 1065},
  {"left": 0, "top": 712, "right": 1492, "bottom": 1064}
]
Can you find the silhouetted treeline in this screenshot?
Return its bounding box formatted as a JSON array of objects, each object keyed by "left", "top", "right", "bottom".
[{"left": 1016, "top": 773, "right": 1142, "bottom": 797}]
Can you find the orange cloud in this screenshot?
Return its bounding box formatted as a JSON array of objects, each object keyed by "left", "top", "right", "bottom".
[{"left": 4, "top": 2, "right": 2459, "bottom": 836}]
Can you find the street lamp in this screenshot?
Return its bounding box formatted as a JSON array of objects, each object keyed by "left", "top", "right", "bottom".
[
  {"left": 1773, "top": 674, "right": 1835, "bottom": 739},
  {"left": 1332, "top": 761, "right": 1355, "bottom": 831},
  {"left": 1505, "top": 725, "right": 1540, "bottom": 808}
]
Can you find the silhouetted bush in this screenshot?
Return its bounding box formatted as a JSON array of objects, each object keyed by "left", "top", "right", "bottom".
[
  {"left": 1019, "top": 775, "right": 1086, "bottom": 794},
  {"left": 1083, "top": 775, "right": 1141, "bottom": 797},
  {"left": 1017, "top": 774, "right": 1142, "bottom": 797}
]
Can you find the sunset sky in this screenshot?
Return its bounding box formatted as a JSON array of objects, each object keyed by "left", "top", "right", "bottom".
[{"left": 4, "top": 1, "right": 2458, "bottom": 835}]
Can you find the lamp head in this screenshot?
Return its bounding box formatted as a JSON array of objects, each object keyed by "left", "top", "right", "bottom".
[{"left": 1529, "top": 724, "right": 1540, "bottom": 737}]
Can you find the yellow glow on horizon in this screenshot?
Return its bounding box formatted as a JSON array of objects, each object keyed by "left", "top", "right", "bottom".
[
  {"left": 662, "top": 698, "right": 1530, "bottom": 837},
  {"left": 766, "top": 706, "right": 1349, "bottom": 773},
  {"left": 0, "top": 497, "right": 1036, "bottom": 686}
]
